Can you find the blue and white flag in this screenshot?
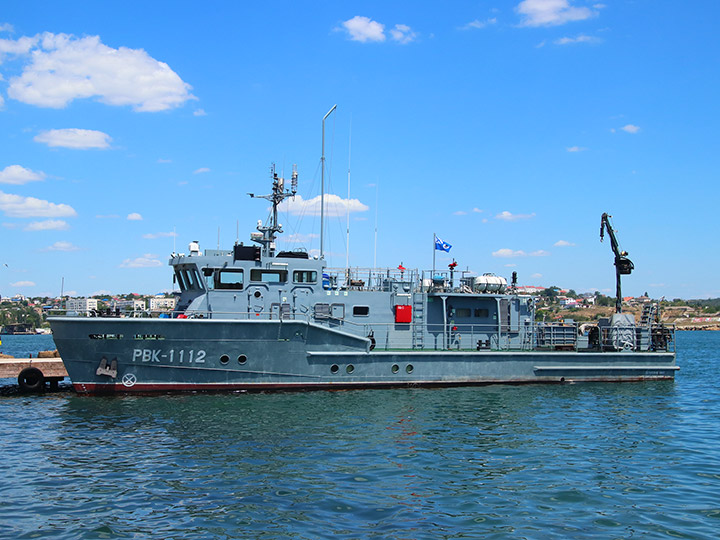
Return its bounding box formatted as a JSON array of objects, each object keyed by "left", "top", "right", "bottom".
[{"left": 435, "top": 236, "right": 452, "bottom": 252}]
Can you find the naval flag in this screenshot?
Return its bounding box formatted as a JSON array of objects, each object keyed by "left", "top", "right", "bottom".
[{"left": 435, "top": 236, "right": 452, "bottom": 252}]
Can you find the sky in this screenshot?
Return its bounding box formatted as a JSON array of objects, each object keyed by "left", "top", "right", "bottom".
[{"left": 1, "top": 1, "right": 718, "bottom": 300}]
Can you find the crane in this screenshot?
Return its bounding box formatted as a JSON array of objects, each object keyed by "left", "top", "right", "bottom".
[{"left": 600, "top": 213, "right": 634, "bottom": 313}]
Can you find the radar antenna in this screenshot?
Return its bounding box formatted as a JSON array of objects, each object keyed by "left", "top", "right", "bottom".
[
  {"left": 248, "top": 163, "right": 297, "bottom": 257},
  {"left": 600, "top": 212, "right": 634, "bottom": 313}
]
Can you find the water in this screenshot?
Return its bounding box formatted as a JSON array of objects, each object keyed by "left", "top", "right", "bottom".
[{"left": 0, "top": 332, "right": 719, "bottom": 539}]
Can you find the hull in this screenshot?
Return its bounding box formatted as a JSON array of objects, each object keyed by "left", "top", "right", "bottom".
[{"left": 50, "top": 317, "right": 678, "bottom": 395}]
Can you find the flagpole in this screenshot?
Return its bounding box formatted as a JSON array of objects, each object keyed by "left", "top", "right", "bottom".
[{"left": 432, "top": 233, "right": 436, "bottom": 277}]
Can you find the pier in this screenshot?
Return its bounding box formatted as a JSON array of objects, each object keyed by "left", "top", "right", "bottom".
[{"left": 0, "top": 357, "right": 67, "bottom": 392}]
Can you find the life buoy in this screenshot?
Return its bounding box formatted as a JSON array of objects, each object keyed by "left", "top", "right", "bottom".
[{"left": 18, "top": 367, "right": 44, "bottom": 393}]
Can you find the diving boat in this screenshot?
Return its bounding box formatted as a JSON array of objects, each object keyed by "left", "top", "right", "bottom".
[{"left": 49, "top": 166, "right": 677, "bottom": 394}]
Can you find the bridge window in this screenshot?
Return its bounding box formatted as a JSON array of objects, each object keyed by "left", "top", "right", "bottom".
[
  {"left": 353, "top": 306, "right": 370, "bottom": 316},
  {"left": 250, "top": 269, "right": 287, "bottom": 283},
  {"left": 474, "top": 308, "right": 490, "bottom": 318},
  {"left": 216, "top": 269, "right": 244, "bottom": 290},
  {"left": 293, "top": 270, "right": 317, "bottom": 283},
  {"left": 456, "top": 308, "right": 472, "bottom": 318}
]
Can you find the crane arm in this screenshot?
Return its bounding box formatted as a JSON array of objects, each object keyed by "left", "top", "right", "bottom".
[{"left": 600, "top": 213, "right": 634, "bottom": 313}]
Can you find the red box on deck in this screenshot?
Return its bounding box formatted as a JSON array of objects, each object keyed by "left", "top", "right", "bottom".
[{"left": 395, "top": 305, "right": 412, "bottom": 323}]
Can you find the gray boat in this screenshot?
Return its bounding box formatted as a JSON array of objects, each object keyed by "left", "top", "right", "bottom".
[{"left": 50, "top": 167, "right": 677, "bottom": 394}]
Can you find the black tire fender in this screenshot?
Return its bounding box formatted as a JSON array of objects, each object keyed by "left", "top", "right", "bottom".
[{"left": 18, "top": 367, "right": 45, "bottom": 393}]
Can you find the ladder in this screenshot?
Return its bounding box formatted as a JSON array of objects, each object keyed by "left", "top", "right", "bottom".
[
  {"left": 412, "top": 292, "right": 425, "bottom": 350},
  {"left": 641, "top": 303, "right": 658, "bottom": 326}
]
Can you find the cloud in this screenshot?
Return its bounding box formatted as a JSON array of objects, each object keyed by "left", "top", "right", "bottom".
[
  {"left": 504, "top": 263, "right": 517, "bottom": 267},
  {"left": 193, "top": 109, "right": 207, "bottom": 116},
  {"left": 621, "top": 124, "right": 640, "bottom": 134},
  {"left": 453, "top": 210, "right": 467, "bottom": 216},
  {"left": 127, "top": 213, "right": 143, "bottom": 221},
  {"left": 472, "top": 208, "right": 483, "bottom": 213},
  {"left": 278, "top": 193, "right": 369, "bottom": 217},
  {"left": 460, "top": 18, "right": 498, "bottom": 30},
  {"left": 566, "top": 146, "right": 587, "bottom": 152},
  {"left": 516, "top": 0, "right": 597, "bottom": 27},
  {"left": 142, "top": 231, "right": 177, "bottom": 239},
  {"left": 554, "top": 240, "right": 575, "bottom": 247},
  {"left": 193, "top": 167, "right": 210, "bottom": 174},
  {"left": 157, "top": 158, "right": 172, "bottom": 163},
  {"left": 24, "top": 219, "right": 69, "bottom": 231},
  {"left": 0, "top": 35, "right": 38, "bottom": 56},
  {"left": 341, "top": 16, "right": 386, "bottom": 42},
  {"left": 45, "top": 241, "right": 80, "bottom": 251},
  {"left": 120, "top": 254, "right": 162, "bottom": 268},
  {"left": 0, "top": 23, "right": 15, "bottom": 33},
  {"left": 531, "top": 273, "right": 543, "bottom": 279},
  {"left": 555, "top": 34, "right": 600, "bottom": 45},
  {"left": 0, "top": 165, "right": 46, "bottom": 185},
  {"left": 492, "top": 248, "right": 549, "bottom": 258},
  {"left": 11, "top": 280, "right": 35, "bottom": 287},
  {"left": 7, "top": 32, "right": 195, "bottom": 111},
  {"left": 390, "top": 24, "right": 417, "bottom": 44},
  {"left": 284, "top": 233, "right": 319, "bottom": 244},
  {"left": 0, "top": 191, "right": 77, "bottom": 217},
  {"left": 495, "top": 210, "right": 536, "bottom": 221},
  {"left": 34, "top": 128, "right": 111, "bottom": 149}
]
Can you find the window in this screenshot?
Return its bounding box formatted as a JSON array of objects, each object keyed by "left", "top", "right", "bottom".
[
  {"left": 353, "top": 305, "right": 370, "bottom": 316},
  {"left": 216, "top": 269, "right": 244, "bottom": 290},
  {"left": 176, "top": 267, "right": 203, "bottom": 291},
  {"left": 293, "top": 270, "right": 317, "bottom": 283},
  {"left": 474, "top": 308, "right": 490, "bottom": 318},
  {"left": 250, "top": 269, "right": 287, "bottom": 283},
  {"left": 456, "top": 308, "right": 472, "bottom": 318}
]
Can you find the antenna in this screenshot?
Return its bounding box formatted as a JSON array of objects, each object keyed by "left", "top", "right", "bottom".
[
  {"left": 321, "top": 104, "right": 337, "bottom": 259},
  {"left": 346, "top": 114, "right": 352, "bottom": 271},
  {"left": 373, "top": 178, "right": 379, "bottom": 268}
]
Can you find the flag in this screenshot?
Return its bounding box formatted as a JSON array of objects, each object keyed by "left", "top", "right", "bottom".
[{"left": 435, "top": 236, "right": 452, "bottom": 252}]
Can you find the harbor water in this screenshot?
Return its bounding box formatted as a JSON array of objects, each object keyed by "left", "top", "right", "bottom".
[{"left": 0, "top": 331, "right": 718, "bottom": 539}]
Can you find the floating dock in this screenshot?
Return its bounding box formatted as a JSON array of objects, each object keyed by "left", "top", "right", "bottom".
[{"left": 0, "top": 357, "right": 67, "bottom": 391}]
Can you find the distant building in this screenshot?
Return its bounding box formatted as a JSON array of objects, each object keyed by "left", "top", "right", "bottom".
[
  {"left": 66, "top": 298, "right": 98, "bottom": 315},
  {"left": 150, "top": 297, "right": 176, "bottom": 311},
  {"left": 113, "top": 299, "right": 146, "bottom": 313}
]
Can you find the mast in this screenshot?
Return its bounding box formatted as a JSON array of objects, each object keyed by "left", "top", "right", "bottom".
[
  {"left": 346, "top": 115, "right": 352, "bottom": 271},
  {"left": 248, "top": 164, "right": 297, "bottom": 257},
  {"left": 321, "top": 104, "right": 337, "bottom": 259}
]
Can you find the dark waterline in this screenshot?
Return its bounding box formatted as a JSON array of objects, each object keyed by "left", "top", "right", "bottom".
[{"left": 0, "top": 332, "right": 718, "bottom": 539}]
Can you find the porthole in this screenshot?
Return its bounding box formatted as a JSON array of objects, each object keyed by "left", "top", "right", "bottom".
[
  {"left": 346, "top": 364, "right": 355, "bottom": 374},
  {"left": 391, "top": 364, "right": 399, "bottom": 374},
  {"left": 254, "top": 291, "right": 262, "bottom": 298},
  {"left": 238, "top": 354, "right": 247, "bottom": 365},
  {"left": 330, "top": 364, "right": 339, "bottom": 374},
  {"left": 406, "top": 364, "right": 414, "bottom": 374},
  {"left": 220, "top": 354, "right": 230, "bottom": 365}
]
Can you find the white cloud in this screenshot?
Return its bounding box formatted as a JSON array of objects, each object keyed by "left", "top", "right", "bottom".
[
  {"left": 461, "top": 18, "right": 498, "bottom": 30},
  {"left": 11, "top": 280, "right": 35, "bottom": 287},
  {"left": 504, "top": 263, "right": 518, "bottom": 267},
  {"left": 120, "top": 254, "right": 162, "bottom": 268},
  {"left": 0, "top": 35, "right": 38, "bottom": 56},
  {"left": 193, "top": 167, "right": 210, "bottom": 174},
  {"left": 566, "top": 146, "right": 587, "bottom": 152},
  {"left": 25, "top": 219, "right": 69, "bottom": 231},
  {"left": 554, "top": 240, "right": 575, "bottom": 247},
  {"left": 341, "top": 16, "right": 386, "bottom": 42},
  {"left": 34, "top": 128, "right": 111, "bottom": 149},
  {"left": 495, "top": 210, "right": 536, "bottom": 221},
  {"left": 193, "top": 108, "right": 207, "bottom": 116},
  {"left": 453, "top": 210, "right": 467, "bottom": 216},
  {"left": 127, "top": 213, "right": 143, "bottom": 221},
  {"left": 278, "top": 193, "right": 369, "bottom": 217},
  {"left": 0, "top": 165, "right": 46, "bottom": 185},
  {"left": 555, "top": 34, "right": 600, "bottom": 45},
  {"left": 7, "top": 32, "right": 195, "bottom": 111},
  {"left": 157, "top": 158, "right": 172, "bottom": 163},
  {"left": 516, "top": 0, "right": 597, "bottom": 27},
  {"left": 0, "top": 23, "right": 15, "bottom": 33},
  {"left": 531, "top": 273, "right": 543, "bottom": 279},
  {"left": 621, "top": 124, "right": 640, "bottom": 134},
  {"left": 284, "top": 233, "right": 319, "bottom": 244},
  {"left": 493, "top": 248, "right": 549, "bottom": 258},
  {"left": 143, "top": 231, "right": 177, "bottom": 239},
  {"left": 472, "top": 208, "right": 483, "bottom": 213},
  {"left": 390, "top": 24, "right": 417, "bottom": 44},
  {"left": 0, "top": 191, "right": 77, "bottom": 217},
  {"left": 45, "top": 241, "right": 80, "bottom": 251}
]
